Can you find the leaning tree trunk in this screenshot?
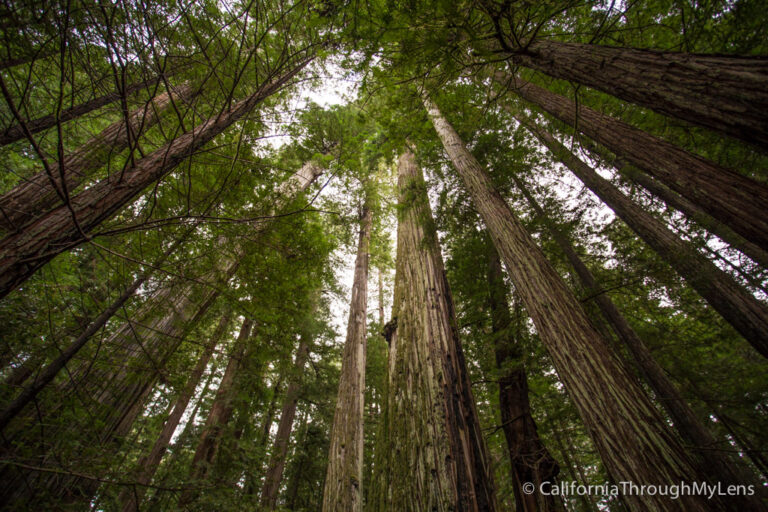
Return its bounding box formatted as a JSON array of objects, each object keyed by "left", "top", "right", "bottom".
[
  {"left": 511, "top": 173, "right": 766, "bottom": 508},
  {"left": 493, "top": 73, "right": 768, "bottom": 254},
  {"left": 380, "top": 149, "right": 497, "bottom": 511},
  {"left": 493, "top": 39, "right": 768, "bottom": 149},
  {"left": 0, "top": 73, "right": 172, "bottom": 147},
  {"left": 0, "top": 83, "right": 195, "bottom": 231},
  {"left": 515, "top": 113, "right": 768, "bottom": 359},
  {"left": 0, "top": 55, "right": 312, "bottom": 299},
  {"left": 259, "top": 335, "right": 312, "bottom": 511},
  {"left": 322, "top": 206, "right": 372, "bottom": 512},
  {"left": 117, "top": 311, "right": 232, "bottom": 512},
  {"left": 423, "top": 94, "right": 732, "bottom": 512},
  {"left": 486, "top": 239, "right": 560, "bottom": 512},
  {"left": 176, "top": 318, "right": 254, "bottom": 508}
]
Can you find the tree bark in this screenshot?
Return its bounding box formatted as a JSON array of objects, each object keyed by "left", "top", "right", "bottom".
[
  {"left": 512, "top": 174, "right": 766, "bottom": 508},
  {"left": 322, "top": 206, "right": 372, "bottom": 512},
  {"left": 495, "top": 40, "right": 768, "bottom": 149},
  {"left": 117, "top": 311, "right": 232, "bottom": 512},
  {"left": 0, "top": 56, "right": 312, "bottom": 299},
  {"left": 0, "top": 83, "right": 195, "bottom": 232},
  {"left": 259, "top": 334, "right": 312, "bottom": 510},
  {"left": 176, "top": 318, "right": 253, "bottom": 508},
  {"left": 515, "top": 113, "right": 768, "bottom": 359},
  {"left": 423, "top": 94, "right": 731, "bottom": 511},
  {"left": 380, "top": 148, "right": 497, "bottom": 511},
  {"left": 493, "top": 73, "right": 768, "bottom": 253},
  {"left": 486, "top": 240, "right": 560, "bottom": 512},
  {"left": 0, "top": 74, "right": 171, "bottom": 147}
]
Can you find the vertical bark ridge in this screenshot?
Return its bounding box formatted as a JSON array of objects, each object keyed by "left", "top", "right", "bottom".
[{"left": 423, "top": 94, "right": 731, "bottom": 511}]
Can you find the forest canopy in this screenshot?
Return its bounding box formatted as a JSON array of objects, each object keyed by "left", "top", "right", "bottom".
[{"left": 0, "top": 0, "right": 767, "bottom": 510}]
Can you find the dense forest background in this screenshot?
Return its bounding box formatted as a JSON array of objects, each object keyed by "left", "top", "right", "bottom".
[{"left": 0, "top": 0, "right": 767, "bottom": 510}]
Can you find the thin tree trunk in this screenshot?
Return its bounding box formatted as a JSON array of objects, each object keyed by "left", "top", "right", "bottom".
[
  {"left": 378, "top": 268, "right": 385, "bottom": 325},
  {"left": 0, "top": 74, "right": 170, "bottom": 147},
  {"left": 494, "top": 73, "right": 768, "bottom": 253},
  {"left": 423, "top": 94, "right": 731, "bottom": 511},
  {"left": 259, "top": 335, "right": 312, "bottom": 511},
  {"left": 322, "top": 206, "right": 372, "bottom": 512},
  {"left": 486, "top": 240, "right": 560, "bottom": 512},
  {"left": 511, "top": 174, "right": 766, "bottom": 507},
  {"left": 0, "top": 83, "right": 195, "bottom": 232},
  {"left": 0, "top": 56, "right": 312, "bottom": 299},
  {"left": 515, "top": 113, "right": 768, "bottom": 359},
  {"left": 176, "top": 318, "right": 254, "bottom": 508},
  {"left": 117, "top": 311, "right": 232, "bottom": 512},
  {"left": 548, "top": 418, "right": 599, "bottom": 512},
  {"left": 494, "top": 40, "right": 768, "bottom": 149},
  {"left": 381, "top": 148, "right": 497, "bottom": 511}
]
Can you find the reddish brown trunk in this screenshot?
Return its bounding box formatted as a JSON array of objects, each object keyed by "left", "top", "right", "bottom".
[
  {"left": 516, "top": 114, "right": 768, "bottom": 360},
  {"left": 0, "top": 83, "right": 195, "bottom": 231},
  {"left": 512, "top": 174, "right": 766, "bottom": 508},
  {"left": 322, "top": 206, "right": 372, "bottom": 512},
  {"left": 0, "top": 74, "right": 171, "bottom": 147},
  {"left": 117, "top": 311, "right": 232, "bottom": 512},
  {"left": 496, "top": 40, "right": 768, "bottom": 149},
  {"left": 424, "top": 95, "right": 731, "bottom": 511},
  {"left": 259, "top": 335, "right": 311, "bottom": 510},
  {"left": 0, "top": 56, "right": 311, "bottom": 299},
  {"left": 176, "top": 318, "right": 253, "bottom": 507},
  {"left": 486, "top": 240, "right": 560, "bottom": 512},
  {"left": 494, "top": 73, "right": 768, "bottom": 252}
]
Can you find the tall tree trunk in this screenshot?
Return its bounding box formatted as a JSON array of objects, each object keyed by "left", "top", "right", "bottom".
[
  {"left": 0, "top": 83, "right": 195, "bottom": 232},
  {"left": 511, "top": 174, "right": 766, "bottom": 507},
  {"left": 322, "top": 206, "right": 372, "bottom": 512},
  {"left": 423, "top": 95, "right": 731, "bottom": 511},
  {"left": 486, "top": 239, "right": 560, "bottom": 512},
  {"left": 493, "top": 73, "right": 768, "bottom": 253},
  {"left": 117, "top": 311, "right": 232, "bottom": 512},
  {"left": 259, "top": 334, "right": 312, "bottom": 511},
  {"left": 492, "top": 39, "right": 768, "bottom": 149},
  {"left": 176, "top": 318, "right": 254, "bottom": 508},
  {"left": 0, "top": 55, "right": 312, "bottom": 299},
  {"left": 515, "top": 113, "right": 768, "bottom": 359},
  {"left": 0, "top": 74, "right": 171, "bottom": 147},
  {"left": 381, "top": 148, "right": 497, "bottom": 511}
]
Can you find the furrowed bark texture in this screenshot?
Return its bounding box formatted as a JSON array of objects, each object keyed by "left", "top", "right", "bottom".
[
  {"left": 501, "top": 40, "right": 768, "bottom": 149},
  {"left": 517, "top": 115, "right": 768, "bottom": 359},
  {"left": 0, "top": 56, "right": 311, "bottom": 299},
  {"left": 117, "top": 311, "right": 232, "bottom": 512},
  {"left": 0, "top": 74, "right": 171, "bottom": 147},
  {"left": 494, "top": 73, "right": 768, "bottom": 252},
  {"left": 512, "top": 174, "right": 767, "bottom": 508},
  {"left": 381, "top": 149, "right": 496, "bottom": 511},
  {"left": 0, "top": 83, "right": 195, "bottom": 232},
  {"left": 322, "top": 207, "right": 372, "bottom": 512},
  {"left": 177, "top": 318, "right": 254, "bottom": 508},
  {"left": 0, "top": 159, "right": 323, "bottom": 507},
  {"left": 486, "top": 240, "right": 560, "bottom": 512},
  {"left": 423, "top": 95, "right": 729, "bottom": 512},
  {"left": 260, "top": 335, "right": 312, "bottom": 510}
]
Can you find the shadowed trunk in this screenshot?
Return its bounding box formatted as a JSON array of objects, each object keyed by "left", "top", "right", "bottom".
[
  {"left": 486, "top": 239, "right": 560, "bottom": 512},
  {"left": 423, "top": 94, "right": 732, "bottom": 512},
  {"left": 511, "top": 174, "right": 766, "bottom": 508},
  {"left": 0, "top": 56, "right": 312, "bottom": 299},
  {"left": 0, "top": 83, "right": 196, "bottom": 232},
  {"left": 176, "top": 318, "right": 254, "bottom": 508},
  {"left": 259, "top": 335, "right": 312, "bottom": 510},
  {"left": 118, "top": 311, "right": 232, "bottom": 512},
  {"left": 379, "top": 149, "right": 497, "bottom": 511},
  {"left": 515, "top": 113, "right": 768, "bottom": 360},
  {"left": 322, "top": 206, "right": 372, "bottom": 512},
  {"left": 494, "top": 40, "right": 768, "bottom": 149},
  {"left": 493, "top": 73, "right": 768, "bottom": 254}
]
